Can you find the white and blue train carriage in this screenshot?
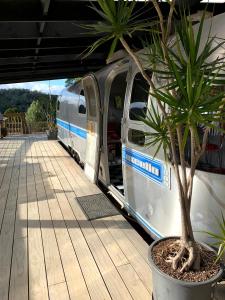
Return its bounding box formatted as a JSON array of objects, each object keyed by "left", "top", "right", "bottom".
[
  {"left": 57, "top": 82, "right": 87, "bottom": 165},
  {"left": 57, "top": 12, "right": 225, "bottom": 244}
]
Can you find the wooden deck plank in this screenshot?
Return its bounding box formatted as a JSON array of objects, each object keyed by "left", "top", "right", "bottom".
[
  {"left": 41, "top": 143, "right": 133, "bottom": 299},
  {"left": 38, "top": 140, "right": 110, "bottom": 300},
  {"left": 47, "top": 142, "right": 153, "bottom": 296},
  {"left": 36, "top": 140, "right": 91, "bottom": 300},
  {"left": 103, "top": 217, "right": 152, "bottom": 293},
  {"left": 0, "top": 135, "right": 154, "bottom": 300},
  {"left": 43, "top": 141, "right": 150, "bottom": 300},
  {"left": 0, "top": 141, "right": 18, "bottom": 230},
  {"left": 31, "top": 140, "right": 66, "bottom": 287},
  {"left": 53, "top": 146, "right": 153, "bottom": 295},
  {"left": 66, "top": 195, "right": 137, "bottom": 300},
  {"left": 51, "top": 141, "right": 99, "bottom": 195},
  {"left": 117, "top": 263, "right": 151, "bottom": 300},
  {"left": 9, "top": 139, "right": 28, "bottom": 300},
  {"left": 27, "top": 138, "right": 49, "bottom": 300},
  {"left": 91, "top": 219, "right": 151, "bottom": 299},
  {"left": 0, "top": 140, "right": 22, "bottom": 300},
  {"left": 13, "top": 139, "right": 28, "bottom": 239},
  {"left": 44, "top": 197, "right": 90, "bottom": 300},
  {"left": 60, "top": 196, "right": 113, "bottom": 300},
  {"left": 9, "top": 237, "right": 28, "bottom": 300},
  {"left": 111, "top": 214, "right": 150, "bottom": 264},
  {"left": 0, "top": 140, "right": 11, "bottom": 184},
  {"left": 49, "top": 282, "right": 70, "bottom": 300},
  {"left": 91, "top": 218, "right": 129, "bottom": 267}
]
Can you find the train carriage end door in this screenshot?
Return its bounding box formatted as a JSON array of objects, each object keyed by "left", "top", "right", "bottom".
[{"left": 83, "top": 74, "right": 101, "bottom": 183}]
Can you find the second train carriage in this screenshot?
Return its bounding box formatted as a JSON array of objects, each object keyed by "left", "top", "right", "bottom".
[{"left": 57, "top": 12, "right": 225, "bottom": 243}]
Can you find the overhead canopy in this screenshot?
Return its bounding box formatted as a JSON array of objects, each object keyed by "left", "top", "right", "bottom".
[{"left": 0, "top": 0, "right": 225, "bottom": 84}]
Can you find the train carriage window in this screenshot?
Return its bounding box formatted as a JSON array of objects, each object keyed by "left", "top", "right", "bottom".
[
  {"left": 78, "top": 90, "right": 86, "bottom": 114},
  {"left": 57, "top": 100, "right": 60, "bottom": 111},
  {"left": 108, "top": 71, "right": 127, "bottom": 119},
  {"left": 129, "top": 72, "right": 151, "bottom": 121},
  {"left": 128, "top": 129, "right": 145, "bottom": 146}
]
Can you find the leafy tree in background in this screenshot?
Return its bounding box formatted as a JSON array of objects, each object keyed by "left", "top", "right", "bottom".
[
  {"left": 4, "top": 107, "right": 19, "bottom": 114},
  {"left": 26, "top": 100, "right": 46, "bottom": 123},
  {"left": 65, "top": 78, "right": 76, "bottom": 87},
  {"left": 65, "top": 78, "right": 81, "bottom": 87},
  {"left": 26, "top": 93, "right": 57, "bottom": 127},
  {"left": 34, "top": 94, "right": 56, "bottom": 122}
]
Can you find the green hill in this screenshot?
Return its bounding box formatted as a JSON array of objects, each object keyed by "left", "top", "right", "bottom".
[{"left": 0, "top": 88, "right": 57, "bottom": 114}]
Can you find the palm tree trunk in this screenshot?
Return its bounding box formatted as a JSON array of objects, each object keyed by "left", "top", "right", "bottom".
[{"left": 119, "top": 37, "right": 155, "bottom": 90}]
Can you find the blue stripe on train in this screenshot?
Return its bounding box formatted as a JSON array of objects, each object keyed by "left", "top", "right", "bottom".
[
  {"left": 56, "top": 118, "right": 87, "bottom": 139},
  {"left": 122, "top": 146, "right": 164, "bottom": 185},
  {"left": 124, "top": 203, "right": 162, "bottom": 238}
]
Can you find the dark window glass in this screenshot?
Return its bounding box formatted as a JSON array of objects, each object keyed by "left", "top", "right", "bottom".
[
  {"left": 78, "top": 90, "right": 86, "bottom": 114},
  {"left": 57, "top": 100, "right": 60, "bottom": 111},
  {"left": 109, "top": 72, "right": 127, "bottom": 112},
  {"left": 128, "top": 129, "right": 145, "bottom": 146},
  {"left": 129, "top": 72, "right": 151, "bottom": 120}
]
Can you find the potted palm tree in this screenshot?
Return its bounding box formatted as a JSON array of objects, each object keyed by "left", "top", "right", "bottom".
[
  {"left": 84, "top": 1, "right": 225, "bottom": 299},
  {"left": 46, "top": 121, "right": 58, "bottom": 140},
  {"left": 46, "top": 112, "right": 58, "bottom": 140}
]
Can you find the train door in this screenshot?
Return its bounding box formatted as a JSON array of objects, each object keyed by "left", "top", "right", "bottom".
[
  {"left": 83, "top": 74, "right": 101, "bottom": 183},
  {"left": 122, "top": 70, "right": 171, "bottom": 239},
  {"left": 106, "top": 70, "right": 128, "bottom": 195},
  {"left": 122, "top": 71, "right": 150, "bottom": 207}
]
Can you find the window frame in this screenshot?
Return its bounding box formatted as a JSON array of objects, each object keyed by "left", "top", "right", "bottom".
[
  {"left": 56, "top": 97, "right": 61, "bottom": 111},
  {"left": 128, "top": 71, "right": 151, "bottom": 122},
  {"left": 128, "top": 128, "right": 146, "bottom": 146},
  {"left": 78, "top": 89, "right": 86, "bottom": 115}
]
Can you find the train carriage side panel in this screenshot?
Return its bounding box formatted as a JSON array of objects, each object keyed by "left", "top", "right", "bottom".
[
  {"left": 68, "top": 83, "right": 87, "bottom": 163},
  {"left": 57, "top": 90, "right": 71, "bottom": 147},
  {"left": 57, "top": 84, "right": 87, "bottom": 164}
]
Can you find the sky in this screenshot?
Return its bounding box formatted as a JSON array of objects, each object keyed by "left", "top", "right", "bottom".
[{"left": 0, "top": 79, "right": 66, "bottom": 95}]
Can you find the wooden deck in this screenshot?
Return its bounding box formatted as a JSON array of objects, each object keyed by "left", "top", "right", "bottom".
[{"left": 0, "top": 135, "right": 152, "bottom": 300}]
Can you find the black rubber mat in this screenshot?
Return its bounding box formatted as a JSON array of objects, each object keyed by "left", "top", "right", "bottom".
[{"left": 77, "top": 193, "right": 119, "bottom": 220}]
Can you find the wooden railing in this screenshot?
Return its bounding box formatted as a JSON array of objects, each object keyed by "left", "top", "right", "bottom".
[
  {"left": 3, "top": 112, "right": 48, "bottom": 135},
  {"left": 4, "top": 112, "right": 27, "bottom": 135}
]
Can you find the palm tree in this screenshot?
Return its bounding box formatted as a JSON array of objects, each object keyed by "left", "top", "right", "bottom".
[{"left": 84, "top": 0, "right": 225, "bottom": 272}]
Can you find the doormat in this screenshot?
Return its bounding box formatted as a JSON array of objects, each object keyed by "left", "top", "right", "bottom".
[{"left": 77, "top": 193, "right": 119, "bottom": 220}]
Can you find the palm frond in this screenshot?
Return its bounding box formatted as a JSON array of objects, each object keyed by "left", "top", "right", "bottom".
[
  {"left": 81, "top": 0, "right": 158, "bottom": 59},
  {"left": 204, "top": 212, "right": 225, "bottom": 263},
  {"left": 140, "top": 103, "right": 170, "bottom": 159}
]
